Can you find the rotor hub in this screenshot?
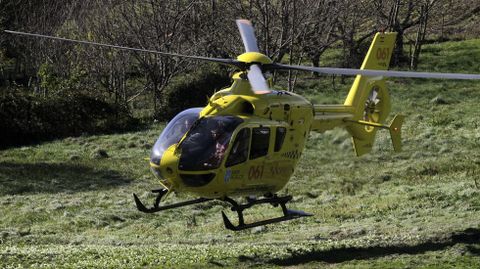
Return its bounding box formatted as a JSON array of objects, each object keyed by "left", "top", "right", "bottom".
[{"left": 237, "top": 52, "right": 272, "bottom": 65}]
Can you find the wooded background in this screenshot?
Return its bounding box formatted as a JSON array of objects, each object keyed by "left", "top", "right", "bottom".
[{"left": 0, "top": 0, "right": 478, "bottom": 147}]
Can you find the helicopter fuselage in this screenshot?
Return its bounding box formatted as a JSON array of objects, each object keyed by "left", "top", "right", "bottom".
[{"left": 150, "top": 73, "right": 314, "bottom": 198}]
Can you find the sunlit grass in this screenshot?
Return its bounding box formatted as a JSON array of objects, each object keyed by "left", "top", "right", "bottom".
[{"left": 0, "top": 40, "right": 479, "bottom": 268}]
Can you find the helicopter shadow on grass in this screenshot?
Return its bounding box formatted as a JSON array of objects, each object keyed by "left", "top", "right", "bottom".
[
  {"left": 0, "top": 162, "right": 132, "bottom": 196},
  {"left": 239, "top": 228, "right": 480, "bottom": 266}
]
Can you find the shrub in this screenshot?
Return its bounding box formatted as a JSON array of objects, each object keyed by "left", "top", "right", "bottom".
[
  {"left": 0, "top": 90, "right": 138, "bottom": 148},
  {"left": 157, "top": 67, "right": 231, "bottom": 120}
]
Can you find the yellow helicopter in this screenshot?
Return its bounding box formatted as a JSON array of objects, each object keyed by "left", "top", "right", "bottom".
[{"left": 6, "top": 20, "right": 480, "bottom": 231}]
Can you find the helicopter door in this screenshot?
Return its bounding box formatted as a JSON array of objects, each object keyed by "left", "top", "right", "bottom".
[
  {"left": 249, "top": 127, "right": 270, "bottom": 160},
  {"left": 244, "top": 127, "right": 271, "bottom": 183}
]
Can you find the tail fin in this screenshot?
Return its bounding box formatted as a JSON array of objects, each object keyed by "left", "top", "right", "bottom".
[{"left": 344, "top": 32, "right": 398, "bottom": 156}]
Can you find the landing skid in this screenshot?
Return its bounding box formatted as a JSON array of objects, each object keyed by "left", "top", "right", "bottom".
[
  {"left": 133, "top": 189, "right": 211, "bottom": 213},
  {"left": 221, "top": 195, "right": 312, "bottom": 231},
  {"left": 133, "top": 190, "right": 312, "bottom": 231}
]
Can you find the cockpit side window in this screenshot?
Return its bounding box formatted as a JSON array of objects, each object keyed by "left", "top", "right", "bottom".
[
  {"left": 249, "top": 127, "right": 270, "bottom": 160},
  {"left": 274, "top": 127, "right": 287, "bottom": 152},
  {"left": 178, "top": 116, "right": 243, "bottom": 171},
  {"left": 226, "top": 128, "right": 250, "bottom": 167}
]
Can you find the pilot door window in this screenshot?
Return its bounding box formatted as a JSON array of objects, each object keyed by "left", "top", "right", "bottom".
[
  {"left": 178, "top": 116, "right": 243, "bottom": 171},
  {"left": 249, "top": 127, "right": 270, "bottom": 159},
  {"left": 225, "top": 128, "right": 251, "bottom": 167}
]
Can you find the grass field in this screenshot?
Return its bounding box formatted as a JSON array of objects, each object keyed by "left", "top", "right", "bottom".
[{"left": 1, "top": 40, "right": 479, "bottom": 268}]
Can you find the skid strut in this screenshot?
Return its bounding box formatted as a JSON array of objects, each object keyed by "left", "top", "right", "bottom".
[
  {"left": 221, "top": 195, "right": 312, "bottom": 231},
  {"left": 134, "top": 190, "right": 311, "bottom": 231},
  {"left": 133, "top": 189, "right": 211, "bottom": 213}
]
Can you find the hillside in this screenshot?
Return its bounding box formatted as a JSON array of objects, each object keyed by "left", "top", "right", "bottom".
[{"left": 0, "top": 39, "right": 479, "bottom": 268}]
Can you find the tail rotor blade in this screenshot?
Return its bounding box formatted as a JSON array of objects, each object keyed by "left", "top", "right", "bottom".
[{"left": 236, "top": 19, "right": 259, "bottom": 53}]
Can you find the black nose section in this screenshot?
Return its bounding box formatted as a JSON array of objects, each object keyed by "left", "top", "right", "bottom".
[{"left": 180, "top": 173, "right": 215, "bottom": 187}]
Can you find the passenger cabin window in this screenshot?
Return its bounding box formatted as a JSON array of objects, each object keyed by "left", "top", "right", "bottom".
[
  {"left": 275, "top": 127, "right": 286, "bottom": 152},
  {"left": 250, "top": 127, "right": 270, "bottom": 159},
  {"left": 226, "top": 128, "right": 250, "bottom": 167}
]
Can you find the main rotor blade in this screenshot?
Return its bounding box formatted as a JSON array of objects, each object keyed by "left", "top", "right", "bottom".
[
  {"left": 269, "top": 63, "right": 480, "bottom": 80},
  {"left": 236, "top": 19, "right": 259, "bottom": 53},
  {"left": 247, "top": 64, "right": 270, "bottom": 92},
  {"left": 4, "top": 30, "right": 244, "bottom": 69}
]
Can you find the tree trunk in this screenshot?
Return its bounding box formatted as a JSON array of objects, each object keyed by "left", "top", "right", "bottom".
[
  {"left": 393, "top": 28, "right": 405, "bottom": 66},
  {"left": 410, "top": 5, "right": 429, "bottom": 70},
  {"left": 311, "top": 54, "right": 320, "bottom": 77}
]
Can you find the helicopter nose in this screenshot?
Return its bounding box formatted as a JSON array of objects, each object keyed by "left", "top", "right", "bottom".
[
  {"left": 150, "top": 145, "right": 180, "bottom": 187},
  {"left": 149, "top": 151, "right": 163, "bottom": 180},
  {"left": 150, "top": 166, "right": 163, "bottom": 180},
  {"left": 150, "top": 155, "right": 161, "bottom": 166}
]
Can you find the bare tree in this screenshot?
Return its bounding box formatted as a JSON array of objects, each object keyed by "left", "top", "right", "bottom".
[
  {"left": 335, "top": 0, "right": 376, "bottom": 70},
  {"left": 1, "top": 0, "right": 82, "bottom": 93},
  {"left": 373, "top": 0, "right": 440, "bottom": 66},
  {"left": 429, "top": 0, "right": 480, "bottom": 40},
  {"left": 4, "top": 0, "right": 478, "bottom": 120},
  {"left": 410, "top": 2, "right": 430, "bottom": 70},
  {"left": 78, "top": 0, "right": 203, "bottom": 115},
  {"left": 299, "top": 0, "right": 340, "bottom": 69}
]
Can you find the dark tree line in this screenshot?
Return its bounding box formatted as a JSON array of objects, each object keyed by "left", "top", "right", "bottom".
[{"left": 1, "top": 0, "right": 479, "bottom": 117}]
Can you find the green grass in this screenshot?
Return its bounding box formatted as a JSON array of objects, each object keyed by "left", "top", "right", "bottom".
[{"left": 1, "top": 40, "right": 480, "bottom": 268}]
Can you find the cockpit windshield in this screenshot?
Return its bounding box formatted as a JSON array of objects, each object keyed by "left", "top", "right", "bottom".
[
  {"left": 150, "top": 108, "right": 202, "bottom": 165},
  {"left": 178, "top": 116, "right": 243, "bottom": 171}
]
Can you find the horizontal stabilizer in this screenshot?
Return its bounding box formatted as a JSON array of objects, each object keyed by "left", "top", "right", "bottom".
[{"left": 348, "top": 114, "right": 404, "bottom": 156}]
